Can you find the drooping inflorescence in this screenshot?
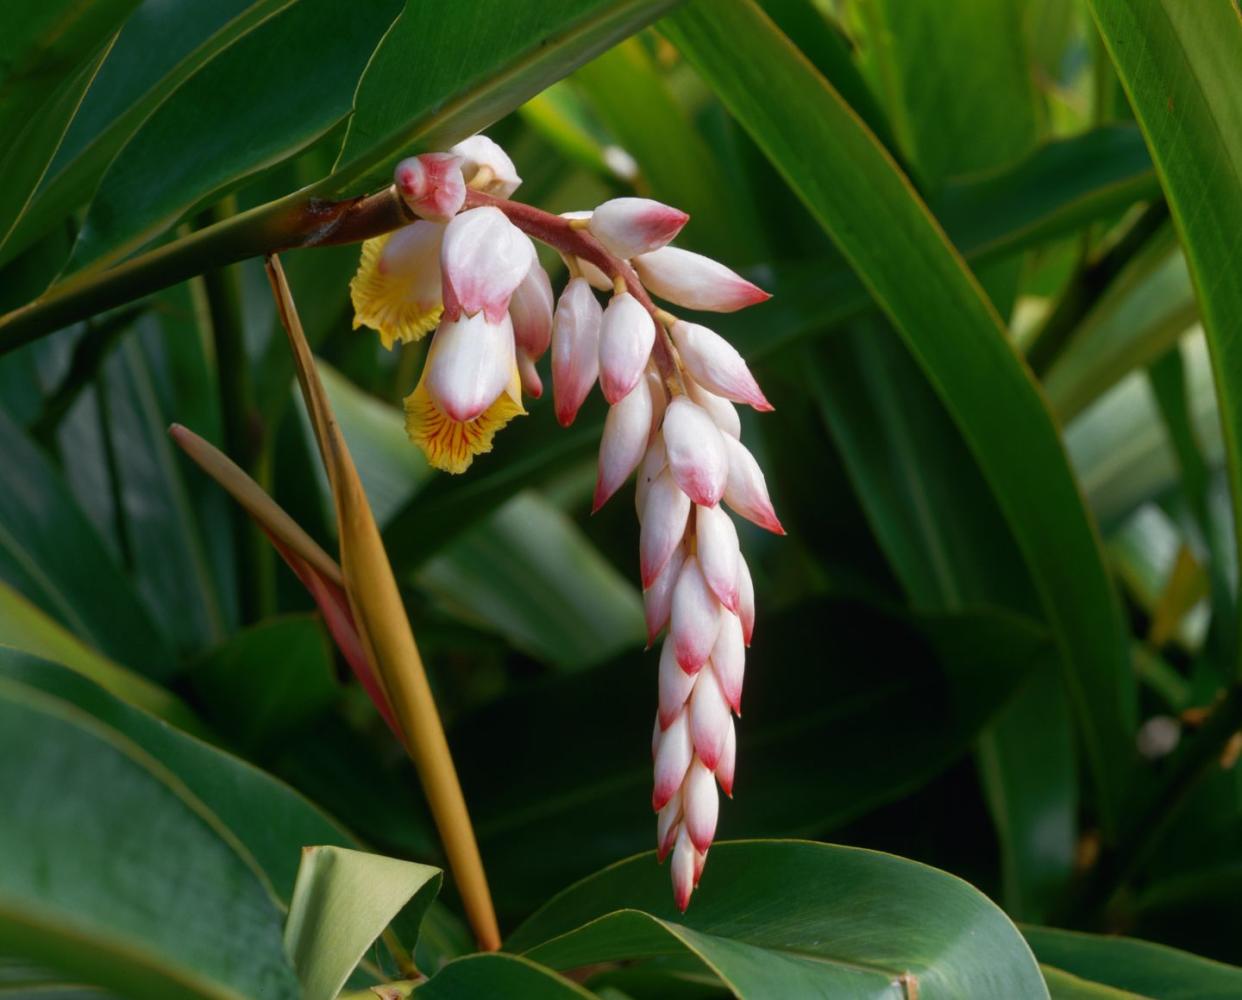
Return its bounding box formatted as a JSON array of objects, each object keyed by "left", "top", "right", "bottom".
[{"left": 351, "top": 135, "right": 782, "bottom": 910}]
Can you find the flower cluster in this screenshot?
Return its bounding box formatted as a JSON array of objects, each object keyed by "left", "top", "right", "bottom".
[{"left": 351, "top": 135, "right": 781, "bottom": 910}]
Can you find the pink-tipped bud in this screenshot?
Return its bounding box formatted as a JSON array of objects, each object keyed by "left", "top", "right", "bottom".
[
  {"left": 644, "top": 542, "right": 685, "bottom": 644},
  {"left": 394, "top": 153, "right": 466, "bottom": 223},
  {"left": 599, "top": 292, "right": 656, "bottom": 404},
  {"left": 658, "top": 636, "right": 696, "bottom": 730},
  {"left": 693, "top": 844, "right": 708, "bottom": 888},
  {"left": 656, "top": 792, "right": 682, "bottom": 862},
  {"left": 517, "top": 351, "right": 542, "bottom": 399},
  {"left": 551, "top": 276, "right": 602, "bottom": 427},
  {"left": 671, "top": 828, "right": 696, "bottom": 912},
  {"left": 595, "top": 377, "right": 654, "bottom": 512},
  {"left": 695, "top": 504, "right": 740, "bottom": 611},
  {"left": 670, "top": 320, "right": 772, "bottom": 412},
  {"left": 716, "top": 720, "right": 736, "bottom": 797},
  {"left": 663, "top": 397, "right": 729, "bottom": 507},
  {"left": 711, "top": 615, "right": 745, "bottom": 714},
  {"left": 509, "top": 264, "right": 554, "bottom": 358},
  {"left": 687, "top": 378, "right": 740, "bottom": 439},
  {"left": 635, "top": 437, "right": 667, "bottom": 522},
  {"left": 722, "top": 435, "right": 784, "bottom": 534},
  {"left": 671, "top": 556, "right": 723, "bottom": 673},
  {"left": 425, "top": 312, "right": 515, "bottom": 422},
  {"left": 690, "top": 666, "right": 730, "bottom": 768},
  {"left": 683, "top": 759, "right": 719, "bottom": 853},
  {"left": 634, "top": 246, "right": 771, "bottom": 313},
  {"left": 737, "top": 557, "right": 755, "bottom": 646},
  {"left": 441, "top": 206, "right": 535, "bottom": 323},
  {"left": 640, "top": 469, "right": 691, "bottom": 586},
  {"left": 653, "top": 710, "right": 692, "bottom": 811},
  {"left": 588, "top": 197, "right": 689, "bottom": 260},
  {"left": 449, "top": 134, "right": 522, "bottom": 197}
]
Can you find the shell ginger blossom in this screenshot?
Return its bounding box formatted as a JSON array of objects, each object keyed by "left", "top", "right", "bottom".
[{"left": 351, "top": 135, "right": 783, "bottom": 910}]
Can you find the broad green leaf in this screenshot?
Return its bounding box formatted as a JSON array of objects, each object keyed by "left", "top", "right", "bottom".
[
  {"left": 573, "top": 38, "right": 758, "bottom": 261},
  {"left": 1025, "top": 926, "right": 1242, "bottom": 1000},
  {"left": 4, "top": 0, "right": 297, "bottom": 268},
  {"left": 0, "top": 0, "right": 140, "bottom": 252},
  {"left": 415, "top": 954, "right": 597, "bottom": 999},
  {"left": 0, "top": 406, "right": 175, "bottom": 677},
  {"left": 508, "top": 841, "right": 1048, "bottom": 999},
  {"left": 1087, "top": 0, "right": 1242, "bottom": 680},
  {"left": 454, "top": 599, "right": 1046, "bottom": 914},
  {"left": 1045, "top": 229, "right": 1196, "bottom": 422},
  {"left": 0, "top": 957, "right": 119, "bottom": 999},
  {"left": 1040, "top": 965, "right": 1140, "bottom": 999},
  {"left": 69, "top": 0, "right": 405, "bottom": 274},
  {"left": 0, "top": 675, "right": 300, "bottom": 999},
  {"left": 665, "top": 0, "right": 1136, "bottom": 833},
  {"left": 191, "top": 614, "right": 338, "bottom": 754},
  {"left": 0, "top": 580, "right": 196, "bottom": 728},
  {"left": 285, "top": 846, "right": 440, "bottom": 1000},
  {"left": 331, "top": 0, "right": 681, "bottom": 193},
  {"left": 0, "top": 648, "right": 466, "bottom": 971}
]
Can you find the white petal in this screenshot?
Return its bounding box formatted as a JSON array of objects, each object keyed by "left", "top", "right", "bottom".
[
  {"left": 687, "top": 378, "right": 740, "bottom": 439},
  {"left": 425, "top": 312, "right": 515, "bottom": 421},
  {"left": 663, "top": 397, "right": 728, "bottom": 507},
  {"left": 682, "top": 758, "right": 718, "bottom": 853},
  {"left": 599, "top": 292, "right": 656, "bottom": 404},
  {"left": 653, "top": 710, "right": 692, "bottom": 811},
  {"left": 588, "top": 197, "right": 689, "bottom": 259},
  {"left": 658, "top": 635, "right": 697, "bottom": 730},
  {"left": 635, "top": 436, "right": 668, "bottom": 522},
  {"left": 671, "top": 556, "right": 723, "bottom": 673},
  {"left": 634, "top": 245, "right": 770, "bottom": 312},
  {"left": 509, "top": 264, "right": 554, "bottom": 358},
  {"left": 594, "top": 376, "right": 653, "bottom": 511},
  {"left": 695, "top": 504, "right": 740, "bottom": 611},
  {"left": 449, "top": 134, "right": 521, "bottom": 196},
  {"left": 723, "top": 435, "right": 784, "bottom": 534},
  {"left": 670, "top": 320, "right": 771, "bottom": 411},
  {"left": 689, "top": 664, "right": 730, "bottom": 768},
  {"left": 639, "top": 468, "right": 690, "bottom": 586},
  {"left": 711, "top": 615, "right": 745, "bottom": 713},
  {"left": 670, "top": 827, "right": 696, "bottom": 912},
  {"left": 441, "top": 206, "right": 535, "bottom": 322},
  {"left": 644, "top": 541, "right": 684, "bottom": 644},
  {"left": 737, "top": 556, "right": 755, "bottom": 646},
  {"left": 551, "top": 276, "right": 602, "bottom": 426}
]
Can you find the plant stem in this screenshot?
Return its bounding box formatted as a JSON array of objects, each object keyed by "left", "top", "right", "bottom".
[
  {"left": 1063, "top": 682, "right": 1242, "bottom": 925},
  {"left": 1025, "top": 199, "right": 1170, "bottom": 378}
]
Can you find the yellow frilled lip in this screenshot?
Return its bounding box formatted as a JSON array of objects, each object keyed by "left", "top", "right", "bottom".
[
  {"left": 404, "top": 367, "right": 525, "bottom": 474},
  {"left": 350, "top": 232, "right": 443, "bottom": 350}
]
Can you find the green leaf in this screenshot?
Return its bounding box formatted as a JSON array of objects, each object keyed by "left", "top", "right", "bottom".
[
  {"left": 5, "top": 0, "right": 297, "bottom": 268},
  {"left": 0, "top": 0, "right": 141, "bottom": 253},
  {"left": 0, "top": 406, "right": 175, "bottom": 677},
  {"left": 1086, "top": 0, "right": 1242, "bottom": 680},
  {"left": 330, "top": 0, "right": 680, "bottom": 194},
  {"left": 68, "top": 0, "right": 405, "bottom": 274},
  {"left": 191, "top": 614, "right": 339, "bottom": 754},
  {"left": 0, "top": 579, "right": 198, "bottom": 729},
  {"left": 508, "top": 841, "right": 1048, "bottom": 999},
  {"left": 1040, "top": 964, "right": 1140, "bottom": 999},
  {"left": 285, "top": 846, "right": 440, "bottom": 1000},
  {"left": 1025, "top": 926, "right": 1242, "bottom": 1000},
  {"left": 0, "top": 673, "right": 300, "bottom": 999},
  {"left": 416, "top": 954, "right": 598, "bottom": 999},
  {"left": 455, "top": 598, "right": 1046, "bottom": 914},
  {"left": 665, "top": 0, "right": 1136, "bottom": 833}
]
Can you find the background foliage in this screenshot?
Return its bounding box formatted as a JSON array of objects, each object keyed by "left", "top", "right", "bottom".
[{"left": 2, "top": 0, "right": 1241, "bottom": 997}]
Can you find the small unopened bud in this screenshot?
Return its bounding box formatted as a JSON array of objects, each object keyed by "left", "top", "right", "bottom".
[
  {"left": 671, "top": 320, "right": 772, "bottom": 411},
  {"left": 594, "top": 377, "right": 654, "bottom": 512},
  {"left": 644, "top": 541, "right": 685, "bottom": 644},
  {"left": 671, "top": 556, "right": 723, "bottom": 673},
  {"left": 653, "top": 711, "right": 693, "bottom": 811},
  {"left": 721, "top": 436, "right": 784, "bottom": 534},
  {"left": 663, "top": 398, "right": 729, "bottom": 507},
  {"left": 690, "top": 666, "right": 731, "bottom": 768},
  {"left": 509, "top": 264, "right": 555, "bottom": 359},
  {"left": 695, "top": 504, "right": 740, "bottom": 611},
  {"left": 588, "top": 197, "right": 689, "bottom": 259},
  {"left": 425, "top": 312, "right": 515, "bottom": 422},
  {"left": 551, "top": 276, "right": 602, "bottom": 426},
  {"left": 634, "top": 246, "right": 771, "bottom": 313},
  {"left": 394, "top": 153, "right": 466, "bottom": 222},
  {"left": 640, "top": 469, "right": 691, "bottom": 587},
  {"left": 450, "top": 134, "right": 522, "bottom": 196},
  {"left": 440, "top": 207, "right": 535, "bottom": 322},
  {"left": 599, "top": 292, "right": 656, "bottom": 404}
]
